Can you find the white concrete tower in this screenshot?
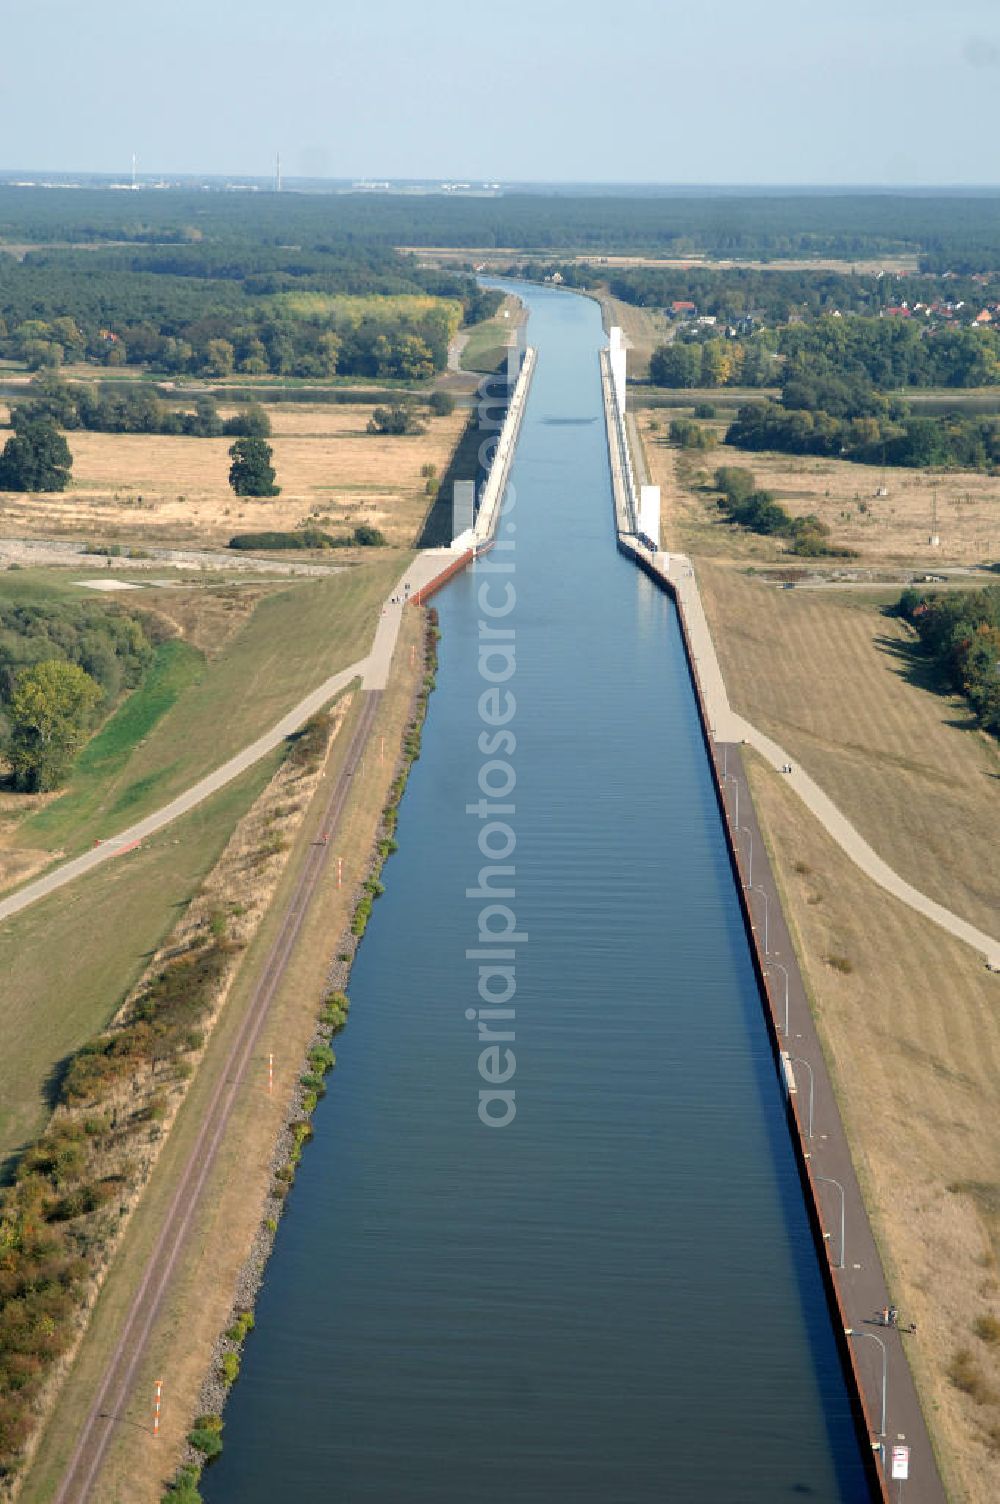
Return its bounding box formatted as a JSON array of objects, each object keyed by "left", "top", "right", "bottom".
[{"left": 639, "top": 485, "right": 661, "bottom": 552}]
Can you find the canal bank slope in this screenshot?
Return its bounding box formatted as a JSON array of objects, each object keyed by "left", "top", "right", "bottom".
[
  {"left": 25, "top": 610, "right": 433, "bottom": 1504},
  {"left": 601, "top": 347, "right": 950, "bottom": 1502}
]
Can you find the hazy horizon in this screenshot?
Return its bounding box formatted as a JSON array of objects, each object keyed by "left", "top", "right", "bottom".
[{"left": 5, "top": 0, "right": 999, "bottom": 188}]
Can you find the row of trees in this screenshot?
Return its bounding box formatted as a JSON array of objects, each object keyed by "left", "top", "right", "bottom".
[
  {"left": 724, "top": 401, "right": 1000, "bottom": 471},
  {"left": 650, "top": 336, "right": 779, "bottom": 389},
  {"left": 780, "top": 316, "right": 1000, "bottom": 390},
  {"left": 649, "top": 319, "right": 1000, "bottom": 395},
  {"left": 18, "top": 375, "right": 271, "bottom": 437}
]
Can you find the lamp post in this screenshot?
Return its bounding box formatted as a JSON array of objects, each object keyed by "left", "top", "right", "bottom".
[
  {"left": 751, "top": 883, "right": 770, "bottom": 953},
  {"left": 767, "top": 960, "right": 789, "bottom": 1035},
  {"left": 790, "top": 1054, "right": 814, "bottom": 1138},
  {"left": 847, "top": 1328, "right": 887, "bottom": 1439},
  {"left": 741, "top": 825, "right": 753, "bottom": 886},
  {"left": 816, "top": 1174, "right": 846, "bottom": 1269},
  {"left": 725, "top": 773, "right": 739, "bottom": 828}
]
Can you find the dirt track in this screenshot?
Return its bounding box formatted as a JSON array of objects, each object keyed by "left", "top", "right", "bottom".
[{"left": 51, "top": 691, "right": 382, "bottom": 1503}]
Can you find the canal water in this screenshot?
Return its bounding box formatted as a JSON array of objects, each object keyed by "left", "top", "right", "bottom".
[{"left": 204, "top": 282, "right": 870, "bottom": 1502}]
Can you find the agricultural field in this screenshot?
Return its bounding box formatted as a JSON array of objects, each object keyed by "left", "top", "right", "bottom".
[
  {"left": 636, "top": 402, "right": 1000, "bottom": 568},
  {"left": 0, "top": 399, "right": 466, "bottom": 549}
]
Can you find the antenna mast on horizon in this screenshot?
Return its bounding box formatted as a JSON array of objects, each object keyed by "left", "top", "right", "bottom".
[
  {"left": 131, "top": 152, "right": 138, "bottom": 190},
  {"left": 275, "top": 152, "right": 282, "bottom": 193}
]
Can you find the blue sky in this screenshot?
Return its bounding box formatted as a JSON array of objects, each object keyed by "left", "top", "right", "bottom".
[{"left": 4, "top": 0, "right": 999, "bottom": 184}]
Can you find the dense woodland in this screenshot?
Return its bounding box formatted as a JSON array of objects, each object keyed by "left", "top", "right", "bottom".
[
  {"left": 0, "top": 599, "right": 154, "bottom": 789},
  {"left": 6, "top": 186, "right": 1000, "bottom": 264},
  {"left": 0, "top": 197, "right": 502, "bottom": 380}
]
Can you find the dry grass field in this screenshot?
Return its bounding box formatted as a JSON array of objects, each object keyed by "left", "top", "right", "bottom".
[
  {"left": 0, "top": 760, "right": 277, "bottom": 1173},
  {"left": 0, "top": 402, "right": 466, "bottom": 549},
  {"left": 748, "top": 756, "right": 1000, "bottom": 1503},
  {"left": 598, "top": 295, "right": 669, "bottom": 378},
  {"left": 636, "top": 406, "right": 1000, "bottom": 569},
  {"left": 696, "top": 562, "right": 1000, "bottom": 937},
  {"left": 682, "top": 532, "right": 1000, "bottom": 1499}
]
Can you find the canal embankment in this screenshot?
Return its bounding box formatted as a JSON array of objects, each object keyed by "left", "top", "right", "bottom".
[
  {"left": 194, "top": 277, "right": 873, "bottom": 1504},
  {"left": 601, "top": 346, "right": 945, "bottom": 1504}
]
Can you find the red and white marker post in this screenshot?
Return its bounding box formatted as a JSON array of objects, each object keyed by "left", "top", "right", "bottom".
[
  {"left": 153, "top": 1379, "right": 163, "bottom": 1438},
  {"left": 267, "top": 1052, "right": 274, "bottom": 1095}
]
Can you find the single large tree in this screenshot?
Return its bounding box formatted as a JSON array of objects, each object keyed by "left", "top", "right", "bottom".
[
  {"left": 7, "top": 659, "right": 102, "bottom": 791},
  {"left": 0, "top": 414, "right": 73, "bottom": 492},
  {"left": 228, "top": 436, "right": 280, "bottom": 497}
]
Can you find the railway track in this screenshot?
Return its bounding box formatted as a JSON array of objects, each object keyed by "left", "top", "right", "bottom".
[{"left": 52, "top": 690, "right": 383, "bottom": 1503}]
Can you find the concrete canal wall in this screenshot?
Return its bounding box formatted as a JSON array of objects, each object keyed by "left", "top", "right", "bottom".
[
  {"left": 472, "top": 345, "right": 537, "bottom": 549},
  {"left": 600, "top": 352, "right": 900, "bottom": 1504}
]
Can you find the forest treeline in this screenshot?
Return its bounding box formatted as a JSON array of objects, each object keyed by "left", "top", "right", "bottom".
[
  {"left": 0, "top": 213, "right": 501, "bottom": 380},
  {"left": 6, "top": 186, "right": 1000, "bottom": 264}
]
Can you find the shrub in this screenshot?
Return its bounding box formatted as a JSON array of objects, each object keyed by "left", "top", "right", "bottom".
[
  {"left": 162, "top": 1466, "right": 204, "bottom": 1503},
  {"left": 353, "top": 523, "right": 386, "bottom": 547},
  {"left": 367, "top": 404, "right": 424, "bottom": 436},
  {"left": 668, "top": 418, "right": 713, "bottom": 450},
  {"left": 220, "top": 1351, "right": 240, "bottom": 1386},
  {"left": 948, "top": 1347, "right": 998, "bottom": 1404},
  {"left": 188, "top": 1426, "right": 223, "bottom": 1459},
  {"left": 973, "top": 1314, "right": 1000, "bottom": 1345},
  {"left": 308, "top": 1043, "right": 335, "bottom": 1075},
  {"left": 226, "top": 1311, "right": 254, "bottom": 1343},
  {"left": 428, "top": 390, "right": 456, "bottom": 417},
  {"left": 693, "top": 402, "right": 716, "bottom": 419}
]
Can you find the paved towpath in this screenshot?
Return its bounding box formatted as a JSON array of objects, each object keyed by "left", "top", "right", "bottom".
[
  {"left": 657, "top": 547, "right": 1000, "bottom": 969},
  {"left": 0, "top": 550, "right": 455, "bottom": 926},
  {"left": 723, "top": 739, "right": 947, "bottom": 1504}
]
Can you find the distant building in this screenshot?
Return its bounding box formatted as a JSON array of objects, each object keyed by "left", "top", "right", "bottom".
[{"left": 670, "top": 300, "right": 696, "bottom": 316}]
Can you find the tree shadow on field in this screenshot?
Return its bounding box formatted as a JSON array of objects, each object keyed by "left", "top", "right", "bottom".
[{"left": 873, "top": 631, "right": 982, "bottom": 733}]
